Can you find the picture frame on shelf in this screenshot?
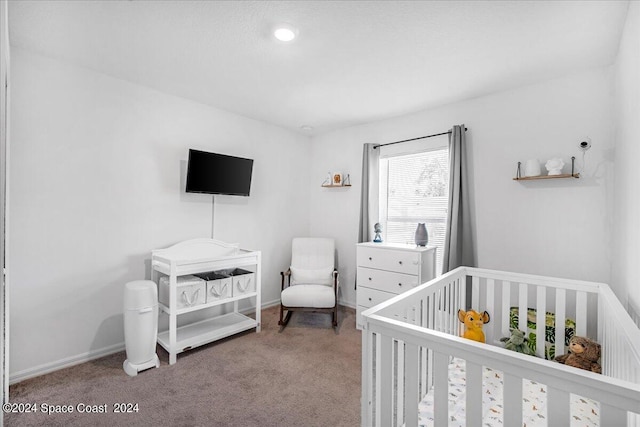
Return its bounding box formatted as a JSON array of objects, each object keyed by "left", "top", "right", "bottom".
[{"left": 331, "top": 173, "right": 343, "bottom": 186}]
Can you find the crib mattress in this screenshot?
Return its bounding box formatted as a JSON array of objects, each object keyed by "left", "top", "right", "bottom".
[{"left": 418, "top": 358, "right": 599, "bottom": 427}]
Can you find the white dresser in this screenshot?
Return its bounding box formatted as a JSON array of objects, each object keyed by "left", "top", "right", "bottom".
[{"left": 356, "top": 242, "right": 436, "bottom": 330}]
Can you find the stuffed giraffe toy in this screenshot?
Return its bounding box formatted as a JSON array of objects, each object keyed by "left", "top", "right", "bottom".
[{"left": 458, "top": 309, "right": 491, "bottom": 343}]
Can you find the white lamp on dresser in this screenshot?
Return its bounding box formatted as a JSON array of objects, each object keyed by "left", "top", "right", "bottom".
[{"left": 356, "top": 242, "right": 436, "bottom": 330}]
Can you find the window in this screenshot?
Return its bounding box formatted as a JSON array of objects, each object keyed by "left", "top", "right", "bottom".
[{"left": 379, "top": 142, "right": 449, "bottom": 274}]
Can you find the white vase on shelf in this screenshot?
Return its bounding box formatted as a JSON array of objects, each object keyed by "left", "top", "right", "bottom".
[{"left": 524, "top": 159, "right": 541, "bottom": 177}]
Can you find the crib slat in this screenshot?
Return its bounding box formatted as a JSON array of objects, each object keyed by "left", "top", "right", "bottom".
[
  {"left": 457, "top": 278, "right": 464, "bottom": 336},
  {"left": 379, "top": 334, "right": 393, "bottom": 427},
  {"left": 427, "top": 348, "right": 433, "bottom": 391},
  {"left": 374, "top": 332, "right": 382, "bottom": 427},
  {"left": 421, "top": 295, "right": 428, "bottom": 329},
  {"left": 613, "top": 330, "right": 619, "bottom": 380},
  {"left": 441, "top": 287, "right": 447, "bottom": 334},
  {"left": 420, "top": 347, "right": 427, "bottom": 401},
  {"left": 519, "top": 283, "right": 528, "bottom": 332},
  {"left": 601, "top": 403, "right": 627, "bottom": 426},
  {"left": 451, "top": 281, "right": 458, "bottom": 336},
  {"left": 446, "top": 285, "right": 451, "bottom": 334},
  {"left": 503, "top": 373, "right": 523, "bottom": 427},
  {"left": 576, "top": 291, "right": 587, "bottom": 336},
  {"left": 555, "top": 288, "right": 566, "bottom": 357},
  {"left": 465, "top": 360, "right": 482, "bottom": 427},
  {"left": 472, "top": 276, "right": 480, "bottom": 309},
  {"left": 502, "top": 282, "right": 511, "bottom": 337},
  {"left": 397, "top": 341, "right": 405, "bottom": 427},
  {"left": 429, "top": 294, "right": 435, "bottom": 330},
  {"left": 597, "top": 293, "right": 604, "bottom": 350},
  {"left": 404, "top": 343, "right": 420, "bottom": 427},
  {"left": 604, "top": 311, "right": 611, "bottom": 376},
  {"left": 536, "top": 286, "right": 547, "bottom": 358},
  {"left": 547, "top": 385, "right": 569, "bottom": 426},
  {"left": 443, "top": 287, "right": 449, "bottom": 333},
  {"left": 426, "top": 294, "right": 435, "bottom": 395},
  {"left": 437, "top": 289, "right": 443, "bottom": 332},
  {"left": 486, "top": 279, "right": 495, "bottom": 344},
  {"left": 362, "top": 330, "right": 374, "bottom": 427},
  {"left": 447, "top": 282, "right": 453, "bottom": 335},
  {"left": 420, "top": 297, "right": 428, "bottom": 397},
  {"left": 433, "top": 352, "right": 449, "bottom": 427}
]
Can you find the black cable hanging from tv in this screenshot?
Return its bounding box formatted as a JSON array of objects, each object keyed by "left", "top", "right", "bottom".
[{"left": 373, "top": 127, "right": 468, "bottom": 149}]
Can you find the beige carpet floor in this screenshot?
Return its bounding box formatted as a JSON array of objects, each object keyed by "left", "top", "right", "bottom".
[{"left": 6, "top": 306, "right": 361, "bottom": 427}]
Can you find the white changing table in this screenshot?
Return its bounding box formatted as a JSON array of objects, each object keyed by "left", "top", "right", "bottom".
[{"left": 151, "top": 238, "right": 261, "bottom": 365}]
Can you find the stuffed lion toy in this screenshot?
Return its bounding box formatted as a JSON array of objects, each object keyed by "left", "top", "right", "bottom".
[
  {"left": 457, "top": 309, "right": 490, "bottom": 343},
  {"left": 554, "top": 336, "right": 601, "bottom": 374}
]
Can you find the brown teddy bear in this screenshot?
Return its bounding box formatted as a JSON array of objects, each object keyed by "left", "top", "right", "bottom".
[{"left": 554, "top": 336, "right": 601, "bottom": 374}]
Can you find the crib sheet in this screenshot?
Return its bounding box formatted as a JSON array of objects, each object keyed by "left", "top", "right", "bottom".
[{"left": 418, "top": 358, "right": 599, "bottom": 427}]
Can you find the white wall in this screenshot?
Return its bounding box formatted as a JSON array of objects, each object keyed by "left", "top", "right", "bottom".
[
  {"left": 612, "top": 2, "right": 640, "bottom": 312},
  {"left": 311, "top": 68, "right": 614, "bottom": 308},
  {"left": 9, "top": 48, "right": 311, "bottom": 379}
]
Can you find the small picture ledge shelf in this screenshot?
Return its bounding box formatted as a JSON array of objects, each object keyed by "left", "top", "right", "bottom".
[
  {"left": 513, "top": 173, "right": 580, "bottom": 181},
  {"left": 515, "top": 157, "right": 580, "bottom": 181},
  {"left": 321, "top": 184, "right": 352, "bottom": 188}
]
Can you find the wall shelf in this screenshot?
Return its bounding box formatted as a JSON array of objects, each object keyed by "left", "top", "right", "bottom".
[
  {"left": 513, "top": 173, "right": 580, "bottom": 181},
  {"left": 321, "top": 184, "right": 352, "bottom": 188}
]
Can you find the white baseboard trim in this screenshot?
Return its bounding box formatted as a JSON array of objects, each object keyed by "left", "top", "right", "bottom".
[
  {"left": 10, "top": 342, "right": 126, "bottom": 385},
  {"left": 339, "top": 299, "right": 356, "bottom": 310},
  {"left": 10, "top": 299, "right": 283, "bottom": 385},
  {"left": 256, "top": 299, "right": 280, "bottom": 310}
]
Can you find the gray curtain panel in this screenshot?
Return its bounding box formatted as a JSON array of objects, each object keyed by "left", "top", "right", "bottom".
[
  {"left": 358, "top": 143, "right": 380, "bottom": 243},
  {"left": 442, "top": 124, "right": 475, "bottom": 273}
]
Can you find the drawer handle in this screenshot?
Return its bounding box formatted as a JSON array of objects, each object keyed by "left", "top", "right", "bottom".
[
  {"left": 368, "top": 277, "right": 372, "bottom": 281},
  {"left": 399, "top": 261, "right": 403, "bottom": 265},
  {"left": 398, "top": 283, "right": 402, "bottom": 287},
  {"left": 368, "top": 297, "right": 372, "bottom": 301},
  {"left": 369, "top": 257, "right": 372, "bottom": 261}
]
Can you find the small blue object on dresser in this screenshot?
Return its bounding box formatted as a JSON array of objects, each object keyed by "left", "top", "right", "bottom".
[{"left": 373, "top": 223, "right": 383, "bottom": 243}]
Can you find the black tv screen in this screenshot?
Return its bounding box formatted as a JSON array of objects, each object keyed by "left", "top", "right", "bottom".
[{"left": 186, "top": 149, "right": 254, "bottom": 196}]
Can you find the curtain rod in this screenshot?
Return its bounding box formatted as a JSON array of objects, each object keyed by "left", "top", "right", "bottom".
[{"left": 373, "top": 127, "right": 468, "bottom": 149}]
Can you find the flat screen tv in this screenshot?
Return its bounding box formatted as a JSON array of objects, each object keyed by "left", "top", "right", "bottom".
[{"left": 186, "top": 149, "right": 254, "bottom": 196}]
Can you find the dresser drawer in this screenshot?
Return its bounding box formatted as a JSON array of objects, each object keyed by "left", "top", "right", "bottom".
[
  {"left": 357, "top": 246, "right": 420, "bottom": 275},
  {"left": 357, "top": 286, "right": 396, "bottom": 309},
  {"left": 357, "top": 266, "right": 418, "bottom": 294},
  {"left": 356, "top": 286, "right": 398, "bottom": 329}
]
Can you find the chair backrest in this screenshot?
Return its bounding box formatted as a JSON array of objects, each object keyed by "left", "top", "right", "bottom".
[{"left": 291, "top": 238, "right": 335, "bottom": 270}]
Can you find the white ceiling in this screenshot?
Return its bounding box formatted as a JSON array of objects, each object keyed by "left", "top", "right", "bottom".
[{"left": 8, "top": 0, "right": 629, "bottom": 136}]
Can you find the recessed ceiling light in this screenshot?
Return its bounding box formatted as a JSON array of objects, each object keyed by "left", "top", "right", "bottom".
[
  {"left": 300, "top": 125, "right": 314, "bottom": 132},
  {"left": 274, "top": 24, "right": 298, "bottom": 42}
]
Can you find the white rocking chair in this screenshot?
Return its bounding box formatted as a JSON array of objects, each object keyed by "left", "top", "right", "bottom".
[{"left": 279, "top": 238, "right": 338, "bottom": 331}]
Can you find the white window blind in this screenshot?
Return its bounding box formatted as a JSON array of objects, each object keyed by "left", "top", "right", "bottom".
[{"left": 379, "top": 147, "right": 449, "bottom": 274}]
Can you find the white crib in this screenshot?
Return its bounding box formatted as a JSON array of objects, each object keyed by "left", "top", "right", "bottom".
[{"left": 361, "top": 267, "right": 640, "bottom": 427}]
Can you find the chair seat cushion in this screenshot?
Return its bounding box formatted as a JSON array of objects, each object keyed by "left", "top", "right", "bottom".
[{"left": 281, "top": 284, "right": 335, "bottom": 308}]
